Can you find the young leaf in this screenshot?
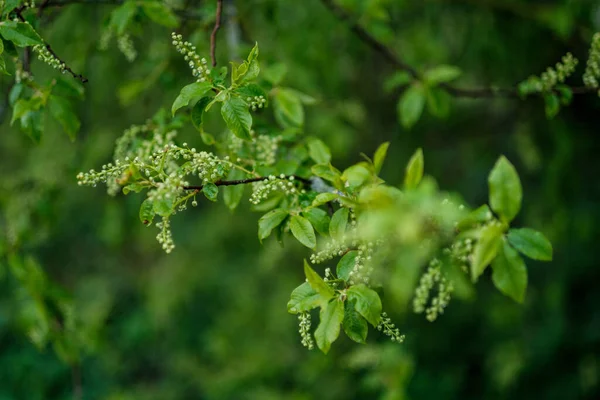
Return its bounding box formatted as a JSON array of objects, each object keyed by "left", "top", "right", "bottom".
[
  {"left": 457, "top": 204, "right": 492, "bottom": 231},
  {"left": 307, "top": 137, "right": 331, "bottom": 164},
  {"left": 314, "top": 299, "right": 344, "bottom": 354},
  {"left": 172, "top": 82, "right": 213, "bottom": 116},
  {"left": 384, "top": 71, "right": 413, "bottom": 93},
  {"left": 221, "top": 97, "right": 253, "bottom": 140},
  {"left": 290, "top": 215, "right": 317, "bottom": 248},
  {"left": 258, "top": 209, "right": 287, "bottom": 241},
  {"left": 191, "top": 96, "right": 212, "bottom": 132},
  {"left": 343, "top": 300, "right": 368, "bottom": 344},
  {"left": 48, "top": 96, "right": 80, "bottom": 141},
  {"left": 507, "top": 228, "right": 552, "bottom": 261},
  {"left": 312, "top": 192, "right": 338, "bottom": 207},
  {"left": 303, "top": 208, "right": 330, "bottom": 236},
  {"left": 471, "top": 225, "right": 503, "bottom": 281},
  {"left": 273, "top": 88, "right": 303, "bottom": 128},
  {"left": 337, "top": 250, "right": 358, "bottom": 281},
  {"left": 153, "top": 197, "right": 173, "bottom": 217},
  {"left": 423, "top": 65, "right": 462, "bottom": 85},
  {"left": 488, "top": 156, "right": 522, "bottom": 223},
  {"left": 342, "top": 164, "right": 370, "bottom": 189},
  {"left": 311, "top": 164, "right": 342, "bottom": 185},
  {"left": 426, "top": 87, "right": 452, "bottom": 118},
  {"left": 492, "top": 240, "right": 528, "bottom": 303},
  {"left": 404, "top": 148, "right": 424, "bottom": 189},
  {"left": 544, "top": 93, "right": 560, "bottom": 118},
  {"left": 304, "top": 261, "right": 335, "bottom": 299},
  {"left": 398, "top": 83, "right": 426, "bottom": 129},
  {"left": 373, "top": 142, "right": 390, "bottom": 174},
  {"left": 201, "top": 182, "right": 218, "bottom": 202},
  {"left": 287, "top": 282, "right": 321, "bottom": 314},
  {"left": 329, "top": 207, "right": 349, "bottom": 241},
  {"left": 0, "top": 21, "right": 43, "bottom": 47},
  {"left": 347, "top": 284, "right": 382, "bottom": 326},
  {"left": 139, "top": 199, "right": 155, "bottom": 225}
]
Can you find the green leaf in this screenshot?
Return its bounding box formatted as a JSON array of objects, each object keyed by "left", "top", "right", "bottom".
[
  {"left": 0, "top": 21, "right": 43, "bottom": 47},
  {"left": 312, "top": 193, "right": 338, "bottom": 207},
  {"left": 172, "top": 82, "right": 213, "bottom": 116},
  {"left": 383, "top": 71, "right": 413, "bottom": 93},
  {"left": 398, "top": 83, "right": 426, "bottom": 129},
  {"left": 457, "top": 204, "right": 492, "bottom": 231},
  {"left": 223, "top": 169, "right": 245, "bottom": 211},
  {"left": 273, "top": 88, "right": 303, "bottom": 128},
  {"left": 110, "top": 1, "right": 138, "bottom": 35},
  {"left": 0, "top": 55, "right": 8, "bottom": 76},
  {"left": 235, "top": 83, "right": 267, "bottom": 100},
  {"left": 342, "top": 164, "right": 370, "bottom": 189},
  {"left": 329, "top": 207, "right": 349, "bottom": 241},
  {"left": 139, "top": 199, "right": 155, "bottom": 225},
  {"left": 424, "top": 65, "right": 462, "bottom": 84},
  {"left": 507, "top": 228, "right": 552, "bottom": 261},
  {"left": 191, "top": 96, "right": 212, "bottom": 131},
  {"left": 544, "top": 93, "right": 560, "bottom": 118},
  {"left": 404, "top": 148, "right": 424, "bottom": 189},
  {"left": 303, "top": 208, "right": 330, "bottom": 236},
  {"left": 488, "top": 156, "right": 522, "bottom": 223},
  {"left": 241, "top": 43, "right": 260, "bottom": 83},
  {"left": 141, "top": 2, "right": 179, "bottom": 28},
  {"left": 2, "top": 0, "right": 20, "bottom": 15},
  {"left": 347, "top": 284, "right": 382, "bottom": 326},
  {"left": 2, "top": 38, "right": 17, "bottom": 57},
  {"left": 258, "top": 209, "right": 288, "bottom": 241},
  {"left": 153, "top": 197, "right": 174, "bottom": 217},
  {"left": 373, "top": 142, "right": 390, "bottom": 174},
  {"left": 343, "top": 300, "right": 368, "bottom": 344},
  {"left": 314, "top": 298, "right": 344, "bottom": 354},
  {"left": 492, "top": 240, "right": 528, "bottom": 303},
  {"left": 304, "top": 261, "right": 335, "bottom": 299},
  {"left": 290, "top": 215, "right": 316, "bottom": 248},
  {"left": 202, "top": 182, "right": 218, "bottom": 202},
  {"left": 48, "top": 95, "right": 80, "bottom": 141},
  {"left": 287, "top": 282, "right": 321, "bottom": 314},
  {"left": 471, "top": 224, "right": 503, "bottom": 281},
  {"left": 123, "top": 182, "right": 146, "bottom": 194},
  {"left": 426, "top": 87, "right": 452, "bottom": 118},
  {"left": 337, "top": 250, "right": 358, "bottom": 281},
  {"left": 0, "top": 39, "right": 3, "bottom": 55},
  {"left": 221, "top": 97, "right": 252, "bottom": 140},
  {"left": 307, "top": 137, "right": 331, "bottom": 164},
  {"left": 262, "top": 62, "right": 287, "bottom": 85}
]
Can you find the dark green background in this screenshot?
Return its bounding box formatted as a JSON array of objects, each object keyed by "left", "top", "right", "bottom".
[{"left": 1, "top": 0, "right": 599, "bottom": 398}]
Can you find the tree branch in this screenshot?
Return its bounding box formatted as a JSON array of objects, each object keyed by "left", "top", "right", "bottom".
[
  {"left": 320, "top": 0, "right": 596, "bottom": 98},
  {"left": 210, "top": 0, "right": 223, "bottom": 67},
  {"left": 183, "top": 175, "right": 311, "bottom": 191}
]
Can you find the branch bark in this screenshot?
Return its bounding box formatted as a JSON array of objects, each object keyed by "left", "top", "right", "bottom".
[
  {"left": 210, "top": 0, "right": 224, "bottom": 67},
  {"left": 183, "top": 175, "right": 311, "bottom": 191}
]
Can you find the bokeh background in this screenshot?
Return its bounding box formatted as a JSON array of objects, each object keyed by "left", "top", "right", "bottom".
[{"left": 1, "top": 0, "right": 600, "bottom": 399}]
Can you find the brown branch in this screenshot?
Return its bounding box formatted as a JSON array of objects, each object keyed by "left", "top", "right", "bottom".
[
  {"left": 183, "top": 175, "right": 311, "bottom": 191},
  {"left": 45, "top": 44, "right": 89, "bottom": 83},
  {"left": 320, "top": 0, "right": 597, "bottom": 99},
  {"left": 210, "top": 0, "right": 223, "bottom": 67}
]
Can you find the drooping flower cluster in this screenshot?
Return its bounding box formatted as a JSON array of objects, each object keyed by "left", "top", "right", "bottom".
[
  {"left": 583, "top": 33, "right": 600, "bottom": 91},
  {"left": 540, "top": 52, "right": 578, "bottom": 91},
  {"left": 171, "top": 32, "right": 211, "bottom": 82},
  {"left": 118, "top": 34, "right": 137, "bottom": 62},
  {"left": 413, "top": 258, "right": 454, "bottom": 322},
  {"left": 33, "top": 45, "right": 66, "bottom": 73},
  {"left": 298, "top": 312, "right": 314, "bottom": 350},
  {"left": 377, "top": 312, "right": 405, "bottom": 343},
  {"left": 250, "top": 175, "right": 303, "bottom": 204}
]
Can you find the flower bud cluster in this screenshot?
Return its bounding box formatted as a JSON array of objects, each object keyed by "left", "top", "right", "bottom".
[
  {"left": 247, "top": 95, "right": 266, "bottom": 111},
  {"left": 156, "top": 217, "right": 175, "bottom": 253},
  {"left": 76, "top": 162, "right": 129, "bottom": 189},
  {"left": 254, "top": 134, "right": 282, "bottom": 166},
  {"left": 583, "top": 33, "right": 600, "bottom": 90},
  {"left": 540, "top": 52, "right": 578, "bottom": 91},
  {"left": 445, "top": 238, "right": 474, "bottom": 273},
  {"left": 98, "top": 29, "right": 113, "bottom": 51},
  {"left": 250, "top": 175, "right": 302, "bottom": 204},
  {"left": 118, "top": 34, "right": 137, "bottom": 62},
  {"left": 33, "top": 45, "right": 66, "bottom": 73},
  {"left": 298, "top": 312, "right": 314, "bottom": 350},
  {"left": 348, "top": 241, "right": 375, "bottom": 285},
  {"left": 171, "top": 32, "right": 211, "bottom": 82},
  {"left": 413, "top": 258, "right": 454, "bottom": 322},
  {"left": 377, "top": 312, "right": 405, "bottom": 343},
  {"left": 309, "top": 239, "right": 349, "bottom": 264}
]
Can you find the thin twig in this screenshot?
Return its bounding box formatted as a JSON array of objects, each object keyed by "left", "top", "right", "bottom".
[
  {"left": 183, "top": 175, "right": 311, "bottom": 191},
  {"left": 320, "top": 0, "right": 596, "bottom": 98},
  {"left": 210, "top": 0, "right": 223, "bottom": 67}
]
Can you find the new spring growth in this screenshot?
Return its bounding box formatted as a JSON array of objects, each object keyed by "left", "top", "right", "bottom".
[
  {"left": 171, "top": 32, "right": 211, "bottom": 82},
  {"left": 118, "top": 34, "right": 137, "bottom": 62},
  {"left": 583, "top": 33, "right": 600, "bottom": 92},
  {"left": 377, "top": 312, "right": 405, "bottom": 343},
  {"left": 33, "top": 45, "right": 66, "bottom": 73},
  {"left": 413, "top": 258, "right": 454, "bottom": 322},
  {"left": 298, "top": 312, "right": 315, "bottom": 350},
  {"left": 519, "top": 53, "right": 579, "bottom": 95}
]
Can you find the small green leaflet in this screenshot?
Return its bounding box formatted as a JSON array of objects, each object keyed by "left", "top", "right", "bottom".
[
  {"left": 287, "top": 282, "right": 321, "bottom": 314},
  {"left": 311, "top": 164, "right": 342, "bottom": 185},
  {"left": 221, "top": 97, "right": 253, "bottom": 140},
  {"left": 314, "top": 298, "right": 344, "bottom": 354},
  {"left": 337, "top": 250, "right": 357, "bottom": 281},
  {"left": 304, "top": 261, "right": 335, "bottom": 299},
  {"left": 347, "top": 284, "right": 382, "bottom": 327},
  {"left": 202, "top": 182, "right": 218, "bottom": 201},
  {"left": 290, "top": 215, "right": 316, "bottom": 248},
  {"left": 191, "top": 96, "right": 213, "bottom": 132},
  {"left": 471, "top": 224, "right": 503, "bottom": 281},
  {"left": 492, "top": 239, "right": 528, "bottom": 303},
  {"left": 373, "top": 142, "right": 390, "bottom": 174},
  {"left": 488, "top": 156, "right": 522, "bottom": 223},
  {"left": 507, "top": 228, "right": 552, "bottom": 261},
  {"left": 172, "top": 82, "right": 213, "bottom": 116},
  {"left": 457, "top": 204, "right": 492, "bottom": 231},
  {"left": 307, "top": 137, "right": 331, "bottom": 164},
  {"left": 398, "top": 83, "right": 425, "bottom": 129},
  {"left": 312, "top": 192, "right": 338, "bottom": 207},
  {"left": 258, "top": 209, "right": 288, "bottom": 241},
  {"left": 153, "top": 197, "right": 174, "bottom": 217},
  {"left": 139, "top": 199, "right": 155, "bottom": 225},
  {"left": 426, "top": 87, "right": 452, "bottom": 118},
  {"left": 343, "top": 300, "right": 368, "bottom": 344},
  {"left": 329, "top": 207, "right": 348, "bottom": 241},
  {"left": 423, "top": 65, "right": 462, "bottom": 85},
  {"left": 0, "top": 21, "right": 43, "bottom": 47},
  {"left": 404, "top": 148, "right": 424, "bottom": 189},
  {"left": 342, "top": 164, "right": 370, "bottom": 189}
]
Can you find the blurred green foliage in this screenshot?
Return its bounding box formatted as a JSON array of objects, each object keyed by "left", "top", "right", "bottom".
[{"left": 1, "top": 0, "right": 600, "bottom": 399}]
